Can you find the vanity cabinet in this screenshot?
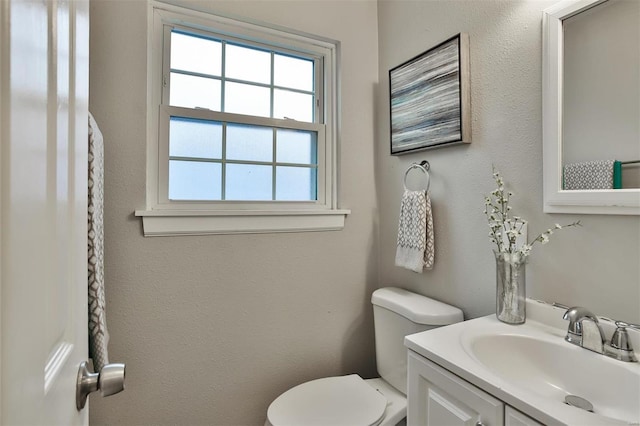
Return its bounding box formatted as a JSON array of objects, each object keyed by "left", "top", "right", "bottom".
[
  {"left": 407, "top": 351, "right": 541, "bottom": 426},
  {"left": 505, "top": 407, "right": 543, "bottom": 426}
]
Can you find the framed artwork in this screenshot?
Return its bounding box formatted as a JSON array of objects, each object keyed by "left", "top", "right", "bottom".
[{"left": 389, "top": 33, "right": 471, "bottom": 155}]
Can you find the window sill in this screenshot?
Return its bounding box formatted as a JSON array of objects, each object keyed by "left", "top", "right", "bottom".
[{"left": 134, "top": 209, "right": 351, "bottom": 236}]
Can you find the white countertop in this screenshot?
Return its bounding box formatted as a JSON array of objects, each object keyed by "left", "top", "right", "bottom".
[{"left": 404, "top": 300, "right": 640, "bottom": 426}]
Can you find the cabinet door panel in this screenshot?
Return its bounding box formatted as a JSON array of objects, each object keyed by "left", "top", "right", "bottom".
[
  {"left": 427, "top": 388, "right": 477, "bottom": 426},
  {"left": 505, "top": 406, "right": 543, "bottom": 426},
  {"left": 408, "top": 351, "right": 504, "bottom": 426}
]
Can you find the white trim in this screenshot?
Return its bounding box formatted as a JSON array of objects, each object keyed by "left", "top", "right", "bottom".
[
  {"left": 143, "top": 2, "right": 344, "bottom": 234},
  {"left": 0, "top": 0, "right": 7, "bottom": 410},
  {"left": 135, "top": 209, "right": 350, "bottom": 236},
  {"left": 146, "top": 2, "right": 163, "bottom": 210},
  {"left": 150, "top": 1, "right": 338, "bottom": 52},
  {"left": 542, "top": 0, "right": 640, "bottom": 215},
  {"left": 161, "top": 105, "right": 324, "bottom": 132}
]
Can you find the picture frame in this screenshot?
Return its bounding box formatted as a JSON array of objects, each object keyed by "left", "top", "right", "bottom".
[{"left": 389, "top": 33, "right": 471, "bottom": 155}]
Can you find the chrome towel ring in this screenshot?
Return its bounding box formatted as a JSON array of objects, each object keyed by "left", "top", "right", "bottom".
[{"left": 403, "top": 160, "right": 430, "bottom": 192}]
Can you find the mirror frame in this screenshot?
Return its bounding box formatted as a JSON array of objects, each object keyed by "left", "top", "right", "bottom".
[{"left": 542, "top": 0, "right": 640, "bottom": 215}]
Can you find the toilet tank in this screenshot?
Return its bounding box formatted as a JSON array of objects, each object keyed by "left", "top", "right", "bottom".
[{"left": 371, "top": 287, "right": 463, "bottom": 395}]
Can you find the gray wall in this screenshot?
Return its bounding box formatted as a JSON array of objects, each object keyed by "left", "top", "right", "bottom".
[
  {"left": 376, "top": 0, "right": 640, "bottom": 322},
  {"left": 89, "top": 1, "right": 379, "bottom": 424},
  {"left": 90, "top": 0, "right": 640, "bottom": 425}
]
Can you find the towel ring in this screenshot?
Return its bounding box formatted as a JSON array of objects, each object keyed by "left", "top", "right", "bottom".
[{"left": 403, "top": 160, "right": 430, "bottom": 192}]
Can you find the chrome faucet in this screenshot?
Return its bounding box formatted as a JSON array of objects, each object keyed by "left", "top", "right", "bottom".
[
  {"left": 563, "top": 306, "right": 639, "bottom": 362},
  {"left": 562, "top": 306, "right": 605, "bottom": 353}
]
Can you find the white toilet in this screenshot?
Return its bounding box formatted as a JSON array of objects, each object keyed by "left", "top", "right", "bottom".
[{"left": 266, "top": 287, "right": 464, "bottom": 426}]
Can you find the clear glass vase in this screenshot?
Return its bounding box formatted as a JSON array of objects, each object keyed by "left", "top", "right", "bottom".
[{"left": 494, "top": 251, "right": 527, "bottom": 324}]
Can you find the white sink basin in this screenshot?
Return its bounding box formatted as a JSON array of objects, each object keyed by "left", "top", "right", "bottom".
[
  {"left": 405, "top": 300, "right": 640, "bottom": 426},
  {"left": 467, "top": 333, "right": 640, "bottom": 424}
]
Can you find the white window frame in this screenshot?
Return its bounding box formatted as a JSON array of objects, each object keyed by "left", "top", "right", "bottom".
[{"left": 136, "top": 2, "right": 349, "bottom": 236}]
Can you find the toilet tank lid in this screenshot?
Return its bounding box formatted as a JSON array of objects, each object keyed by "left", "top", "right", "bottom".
[{"left": 371, "top": 287, "right": 463, "bottom": 325}]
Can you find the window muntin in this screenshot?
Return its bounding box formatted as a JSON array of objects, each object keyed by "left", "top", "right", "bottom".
[
  {"left": 162, "top": 109, "right": 320, "bottom": 202},
  {"left": 140, "top": 3, "right": 346, "bottom": 236},
  {"left": 166, "top": 29, "right": 317, "bottom": 124},
  {"left": 163, "top": 28, "right": 321, "bottom": 203}
]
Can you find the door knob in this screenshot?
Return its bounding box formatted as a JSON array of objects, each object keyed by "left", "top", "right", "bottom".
[{"left": 76, "top": 361, "right": 126, "bottom": 410}]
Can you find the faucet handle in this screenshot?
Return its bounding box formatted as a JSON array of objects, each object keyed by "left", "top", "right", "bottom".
[
  {"left": 605, "top": 321, "right": 639, "bottom": 362},
  {"left": 610, "top": 321, "right": 640, "bottom": 350}
]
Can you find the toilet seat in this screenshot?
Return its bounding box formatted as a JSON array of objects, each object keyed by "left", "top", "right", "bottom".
[{"left": 267, "top": 374, "right": 387, "bottom": 426}]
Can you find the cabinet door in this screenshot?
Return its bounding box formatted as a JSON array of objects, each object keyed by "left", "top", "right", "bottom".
[
  {"left": 407, "top": 351, "right": 504, "bottom": 426},
  {"left": 505, "top": 407, "right": 543, "bottom": 426}
]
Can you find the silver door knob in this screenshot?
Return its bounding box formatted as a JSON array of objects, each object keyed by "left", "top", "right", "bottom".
[{"left": 76, "top": 361, "right": 126, "bottom": 410}]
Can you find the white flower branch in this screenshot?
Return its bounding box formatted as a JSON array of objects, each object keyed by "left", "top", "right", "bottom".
[{"left": 484, "top": 167, "right": 581, "bottom": 256}]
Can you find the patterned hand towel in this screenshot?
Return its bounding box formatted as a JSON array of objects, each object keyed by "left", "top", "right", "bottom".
[
  {"left": 88, "top": 113, "right": 110, "bottom": 372},
  {"left": 395, "top": 190, "right": 435, "bottom": 273},
  {"left": 563, "top": 160, "right": 615, "bottom": 190}
]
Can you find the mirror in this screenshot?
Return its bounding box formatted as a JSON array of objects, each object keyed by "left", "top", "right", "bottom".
[{"left": 542, "top": 0, "right": 640, "bottom": 215}]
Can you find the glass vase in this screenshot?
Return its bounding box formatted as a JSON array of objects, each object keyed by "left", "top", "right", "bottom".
[{"left": 494, "top": 251, "right": 527, "bottom": 324}]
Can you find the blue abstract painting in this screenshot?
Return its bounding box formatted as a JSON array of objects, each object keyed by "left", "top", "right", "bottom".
[{"left": 390, "top": 34, "right": 470, "bottom": 154}]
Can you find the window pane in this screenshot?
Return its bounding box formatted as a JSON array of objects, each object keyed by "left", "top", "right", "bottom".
[
  {"left": 226, "top": 123, "right": 273, "bottom": 162},
  {"left": 276, "top": 129, "right": 316, "bottom": 164},
  {"left": 225, "top": 82, "right": 270, "bottom": 117},
  {"left": 273, "top": 89, "right": 313, "bottom": 122},
  {"left": 226, "top": 44, "right": 271, "bottom": 84},
  {"left": 170, "top": 72, "right": 221, "bottom": 110},
  {"left": 276, "top": 166, "right": 317, "bottom": 201},
  {"left": 225, "top": 164, "right": 272, "bottom": 200},
  {"left": 171, "top": 32, "right": 221, "bottom": 76},
  {"left": 274, "top": 54, "right": 313, "bottom": 91},
  {"left": 169, "top": 160, "right": 221, "bottom": 200},
  {"left": 170, "top": 117, "right": 222, "bottom": 159}
]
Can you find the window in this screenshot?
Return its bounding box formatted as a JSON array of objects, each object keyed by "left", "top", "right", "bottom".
[{"left": 136, "top": 3, "right": 349, "bottom": 236}]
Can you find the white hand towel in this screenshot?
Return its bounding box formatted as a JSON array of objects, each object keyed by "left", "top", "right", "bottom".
[{"left": 395, "top": 190, "right": 435, "bottom": 273}]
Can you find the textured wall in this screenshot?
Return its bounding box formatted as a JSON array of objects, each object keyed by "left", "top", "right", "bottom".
[
  {"left": 88, "top": 1, "right": 379, "bottom": 424},
  {"left": 376, "top": 0, "right": 640, "bottom": 322},
  {"left": 89, "top": 1, "right": 640, "bottom": 424}
]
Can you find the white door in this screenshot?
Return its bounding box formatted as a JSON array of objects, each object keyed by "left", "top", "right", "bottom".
[{"left": 0, "top": 0, "right": 90, "bottom": 424}]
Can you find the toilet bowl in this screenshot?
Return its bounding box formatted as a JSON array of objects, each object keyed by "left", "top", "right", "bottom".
[
  {"left": 266, "top": 375, "right": 404, "bottom": 426},
  {"left": 265, "top": 287, "right": 463, "bottom": 426}
]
